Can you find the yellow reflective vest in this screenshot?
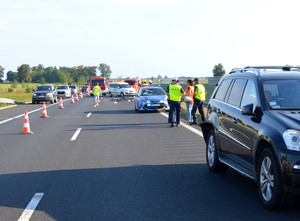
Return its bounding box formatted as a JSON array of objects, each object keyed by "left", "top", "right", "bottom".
[
  {"left": 194, "top": 84, "right": 206, "bottom": 101},
  {"left": 169, "top": 84, "right": 182, "bottom": 102}
]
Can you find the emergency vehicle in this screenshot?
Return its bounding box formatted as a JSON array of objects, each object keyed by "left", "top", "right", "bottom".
[
  {"left": 124, "top": 78, "right": 141, "bottom": 93},
  {"left": 90, "top": 76, "right": 109, "bottom": 96}
]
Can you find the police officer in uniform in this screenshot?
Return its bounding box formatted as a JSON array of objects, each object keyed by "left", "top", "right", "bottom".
[
  {"left": 190, "top": 78, "right": 206, "bottom": 125},
  {"left": 167, "top": 79, "right": 184, "bottom": 127}
]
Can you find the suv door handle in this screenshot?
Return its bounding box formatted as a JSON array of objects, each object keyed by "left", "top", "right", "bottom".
[
  {"left": 216, "top": 108, "right": 221, "bottom": 114},
  {"left": 231, "top": 117, "right": 238, "bottom": 124}
]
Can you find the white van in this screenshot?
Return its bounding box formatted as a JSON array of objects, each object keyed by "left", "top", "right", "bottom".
[{"left": 109, "top": 82, "right": 136, "bottom": 97}]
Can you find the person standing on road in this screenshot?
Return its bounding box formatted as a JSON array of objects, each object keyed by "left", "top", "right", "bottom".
[
  {"left": 167, "top": 79, "right": 176, "bottom": 123},
  {"left": 167, "top": 79, "right": 184, "bottom": 127},
  {"left": 184, "top": 79, "right": 194, "bottom": 123},
  {"left": 93, "top": 83, "right": 101, "bottom": 107},
  {"left": 190, "top": 78, "right": 206, "bottom": 125}
]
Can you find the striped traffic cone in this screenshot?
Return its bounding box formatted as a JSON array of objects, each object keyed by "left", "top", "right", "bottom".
[
  {"left": 80, "top": 91, "right": 83, "bottom": 99},
  {"left": 22, "top": 110, "right": 33, "bottom": 134},
  {"left": 41, "top": 102, "right": 49, "bottom": 118},
  {"left": 70, "top": 95, "right": 75, "bottom": 104},
  {"left": 75, "top": 93, "right": 79, "bottom": 101},
  {"left": 58, "top": 97, "right": 64, "bottom": 109}
]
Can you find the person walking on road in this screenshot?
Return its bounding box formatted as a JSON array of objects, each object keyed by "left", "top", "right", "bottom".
[
  {"left": 184, "top": 79, "right": 194, "bottom": 123},
  {"left": 93, "top": 83, "right": 101, "bottom": 107},
  {"left": 167, "top": 79, "right": 184, "bottom": 127},
  {"left": 190, "top": 78, "right": 206, "bottom": 125}
]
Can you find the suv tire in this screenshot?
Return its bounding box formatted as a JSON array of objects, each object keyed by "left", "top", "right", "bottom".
[
  {"left": 206, "top": 130, "right": 227, "bottom": 172},
  {"left": 120, "top": 92, "right": 124, "bottom": 98},
  {"left": 257, "top": 148, "right": 291, "bottom": 210}
]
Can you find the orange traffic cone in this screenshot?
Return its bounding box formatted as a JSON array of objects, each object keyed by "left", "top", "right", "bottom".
[
  {"left": 70, "top": 95, "right": 75, "bottom": 104},
  {"left": 41, "top": 102, "right": 49, "bottom": 118},
  {"left": 75, "top": 94, "right": 79, "bottom": 101},
  {"left": 58, "top": 97, "right": 64, "bottom": 109},
  {"left": 80, "top": 91, "right": 83, "bottom": 99},
  {"left": 22, "top": 110, "right": 33, "bottom": 134}
]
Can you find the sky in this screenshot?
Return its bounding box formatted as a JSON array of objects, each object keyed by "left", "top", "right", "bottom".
[{"left": 1, "top": 0, "right": 300, "bottom": 78}]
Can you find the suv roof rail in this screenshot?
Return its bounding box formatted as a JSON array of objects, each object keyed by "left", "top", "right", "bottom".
[{"left": 229, "top": 65, "right": 300, "bottom": 75}]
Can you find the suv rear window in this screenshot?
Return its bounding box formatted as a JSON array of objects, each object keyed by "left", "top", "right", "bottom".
[
  {"left": 227, "top": 79, "right": 247, "bottom": 107},
  {"left": 214, "top": 79, "right": 232, "bottom": 101}
]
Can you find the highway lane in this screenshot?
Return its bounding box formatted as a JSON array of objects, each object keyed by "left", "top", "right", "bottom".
[{"left": 0, "top": 96, "right": 299, "bottom": 220}]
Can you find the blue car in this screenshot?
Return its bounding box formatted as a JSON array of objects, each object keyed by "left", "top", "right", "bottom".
[{"left": 134, "top": 86, "right": 169, "bottom": 112}]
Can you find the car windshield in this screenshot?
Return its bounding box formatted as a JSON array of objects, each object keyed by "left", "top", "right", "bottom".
[
  {"left": 69, "top": 86, "right": 76, "bottom": 89},
  {"left": 140, "top": 88, "right": 165, "bottom": 96},
  {"left": 119, "top": 84, "right": 130, "bottom": 88},
  {"left": 57, "top": 86, "right": 68, "bottom": 89},
  {"left": 263, "top": 79, "right": 300, "bottom": 110},
  {"left": 36, "top": 86, "right": 52, "bottom": 91}
]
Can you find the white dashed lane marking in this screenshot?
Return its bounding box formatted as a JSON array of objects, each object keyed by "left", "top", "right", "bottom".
[
  {"left": 18, "top": 193, "right": 44, "bottom": 221},
  {"left": 86, "top": 112, "right": 92, "bottom": 118},
  {"left": 71, "top": 128, "right": 82, "bottom": 141}
]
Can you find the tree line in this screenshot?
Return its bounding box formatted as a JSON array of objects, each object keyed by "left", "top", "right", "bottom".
[{"left": 0, "top": 63, "right": 112, "bottom": 85}]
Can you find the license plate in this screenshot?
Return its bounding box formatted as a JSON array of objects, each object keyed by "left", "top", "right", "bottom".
[
  {"left": 152, "top": 104, "right": 160, "bottom": 107},
  {"left": 39, "top": 96, "right": 45, "bottom": 98}
]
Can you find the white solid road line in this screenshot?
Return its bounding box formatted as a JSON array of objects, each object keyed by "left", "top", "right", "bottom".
[
  {"left": 86, "top": 112, "right": 92, "bottom": 118},
  {"left": 18, "top": 193, "right": 44, "bottom": 221},
  {"left": 0, "top": 98, "right": 71, "bottom": 125},
  {"left": 160, "top": 112, "right": 203, "bottom": 137},
  {"left": 71, "top": 128, "right": 82, "bottom": 141}
]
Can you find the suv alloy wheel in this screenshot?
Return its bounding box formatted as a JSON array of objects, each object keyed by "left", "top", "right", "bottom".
[
  {"left": 206, "top": 130, "right": 227, "bottom": 172},
  {"left": 257, "top": 148, "right": 290, "bottom": 209}
]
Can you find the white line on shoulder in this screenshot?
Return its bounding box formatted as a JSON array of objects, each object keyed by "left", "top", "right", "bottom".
[{"left": 160, "top": 112, "right": 203, "bottom": 137}]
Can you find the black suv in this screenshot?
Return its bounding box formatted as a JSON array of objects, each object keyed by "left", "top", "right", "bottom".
[{"left": 201, "top": 66, "right": 300, "bottom": 210}]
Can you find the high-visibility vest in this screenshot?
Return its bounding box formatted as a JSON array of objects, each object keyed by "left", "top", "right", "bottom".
[
  {"left": 93, "top": 85, "right": 100, "bottom": 96},
  {"left": 194, "top": 84, "right": 206, "bottom": 101},
  {"left": 169, "top": 84, "right": 182, "bottom": 101}
]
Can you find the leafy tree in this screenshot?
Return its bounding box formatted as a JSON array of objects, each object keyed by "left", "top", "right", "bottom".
[
  {"left": 98, "top": 63, "right": 112, "bottom": 79},
  {"left": 59, "top": 71, "right": 68, "bottom": 84},
  {"left": 0, "top": 65, "right": 4, "bottom": 81},
  {"left": 17, "top": 64, "right": 32, "bottom": 82},
  {"left": 157, "top": 74, "right": 162, "bottom": 79},
  {"left": 213, "top": 63, "right": 226, "bottom": 77},
  {"left": 6, "top": 71, "right": 18, "bottom": 82},
  {"left": 164, "top": 75, "right": 168, "bottom": 79}
]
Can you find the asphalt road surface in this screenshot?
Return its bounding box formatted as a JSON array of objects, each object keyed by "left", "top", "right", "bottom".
[{"left": 0, "top": 96, "right": 300, "bottom": 221}]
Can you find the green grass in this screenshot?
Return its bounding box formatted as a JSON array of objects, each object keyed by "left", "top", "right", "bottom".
[{"left": 0, "top": 83, "right": 39, "bottom": 103}]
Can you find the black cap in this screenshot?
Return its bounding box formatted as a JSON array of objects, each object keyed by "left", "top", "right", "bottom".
[
  {"left": 194, "top": 78, "right": 199, "bottom": 82},
  {"left": 171, "top": 79, "right": 176, "bottom": 81}
]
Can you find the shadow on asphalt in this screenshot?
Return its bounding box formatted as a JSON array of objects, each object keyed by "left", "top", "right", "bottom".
[
  {"left": 1, "top": 164, "right": 300, "bottom": 221},
  {"left": 65, "top": 122, "right": 169, "bottom": 131},
  {"left": 89, "top": 110, "right": 163, "bottom": 115}
]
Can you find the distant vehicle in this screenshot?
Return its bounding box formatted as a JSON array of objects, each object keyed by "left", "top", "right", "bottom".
[
  {"left": 56, "top": 85, "right": 71, "bottom": 98},
  {"left": 134, "top": 86, "right": 169, "bottom": 112},
  {"left": 69, "top": 85, "right": 78, "bottom": 95},
  {"left": 90, "top": 76, "right": 109, "bottom": 96},
  {"left": 124, "top": 78, "right": 141, "bottom": 93},
  {"left": 32, "top": 84, "right": 57, "bottom": 104},
  {"left": 81, "top": 84, "right": 90, "bottom": 93},
  {"left": 109, "top": 82, "right": 136, "bottom": 97}
]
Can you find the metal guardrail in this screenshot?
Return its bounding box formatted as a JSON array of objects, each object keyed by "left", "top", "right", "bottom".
[{"left": 0, "top": 98, "right": 15, "bottom": 104}]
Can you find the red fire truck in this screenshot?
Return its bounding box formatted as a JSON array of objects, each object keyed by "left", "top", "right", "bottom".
[{"left": 90, "top": 76, "right": 109, "bottom": 96}]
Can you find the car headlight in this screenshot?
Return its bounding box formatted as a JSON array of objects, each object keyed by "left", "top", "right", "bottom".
[
  {"left": 46, "top": 93, "right": 52, "bottom": 96},
  {"left": 33, "top": 93, "right": 37, "bottom": 96},
  {"left": 283, "top": 129, "right": 300, "bottom": 151}
]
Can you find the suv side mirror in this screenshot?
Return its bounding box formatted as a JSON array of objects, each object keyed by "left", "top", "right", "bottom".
[{"left": 242, "top": 104, "right": 254, "bottom": 116}]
